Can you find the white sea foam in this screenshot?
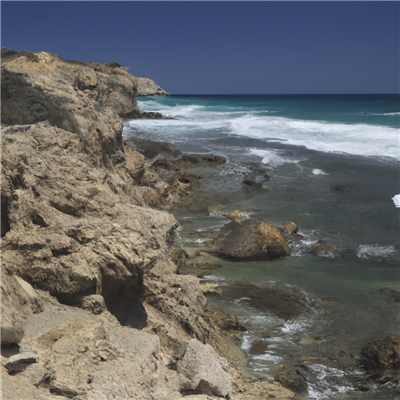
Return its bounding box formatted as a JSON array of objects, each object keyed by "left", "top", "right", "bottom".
[
  {"left": 392, "top": 194, "right": 400, "bottom": 208},
  {"left": 307, "top": 364, "right": 353, "bottom": 400},
  {"left": 250, "top": 148, "right": 303, "bottom": 168},
  {"left": 199, "top": 275, "right": 226, "bottom": 281},
  {"left": 357, "top": 244, "right": 396, "bottom": 259},
  {"left": 252, "top": 352, "right": 282, "bottom": 363},
  {"left": 230, "top": 115, "right": 399, "bottom": 160},
  {"left": 312, "top": 169, "right": 328, "bottom": 175},
  {"left": 129, "top": 99, "right": 400, "bottom": 160}
]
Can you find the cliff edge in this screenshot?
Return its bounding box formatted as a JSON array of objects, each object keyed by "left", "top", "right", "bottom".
[
  {"left": 0, "top": 49, "right": 293, "bottom": 400},
  {"left": 137, "top": 76, "right": 169, "bottom": 96}
]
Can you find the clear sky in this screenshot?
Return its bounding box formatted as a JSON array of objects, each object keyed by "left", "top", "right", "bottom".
[{"left": 1, "top": 1, "right": 399, "bottom": 94}]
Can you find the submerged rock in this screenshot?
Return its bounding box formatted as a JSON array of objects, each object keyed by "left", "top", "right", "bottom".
[
  {"left": 206, "top": 282, "right": 306, "bottom": 319},
  {"left": 275, "top": 360, "right": 317, "bottom": 394},
  {"left": 125, "top": 137, "right": 182, "bottom": 160},
  {"left": 174, "top": 154, "right": 226, "bottom": 169},
  {"left": 228, "top": 210, "right": 255, "bottom": 223},
  {"left": 360, "top": 335, "right": 400, "bottom": 383},
  {"left": 210, "top": 219, "right": 290, "bottom": 261}
]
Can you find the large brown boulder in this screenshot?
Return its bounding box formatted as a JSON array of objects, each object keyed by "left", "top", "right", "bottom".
[
  {"left": 361, "top": 335, "right": 400, "bottom": 382},
  {"left": 210, "top": 219, "right": 290, "bottom": 260}
]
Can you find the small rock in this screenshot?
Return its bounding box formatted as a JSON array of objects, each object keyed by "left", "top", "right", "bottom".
[
  {"left": 331, "top": 184, "right": 350, "bottom": 193},
  {"left": 5, "top": 351, "right": 38, "bottom": 373},
  {"left": 81, "top": 295, "right": 107, "bottom": 315},
  {"left": 228, "top": 210, "right": 254, "bottom": 223},
  {"left": 175, "top": 339, "right": 231, "bottom": 398}
]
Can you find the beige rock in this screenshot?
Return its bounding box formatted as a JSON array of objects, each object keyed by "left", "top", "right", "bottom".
[
  {"left": 211, "top": 219, "right": 290, "bottom": 260},
  {"left": 175, "top": 339, "right": 231, "bottom": 397},
  {"left": 136, "top": 76, "right": 169, "bottom": 96},
  {"left": 228, "top": 210, "right": 255, "bottom": 223}
]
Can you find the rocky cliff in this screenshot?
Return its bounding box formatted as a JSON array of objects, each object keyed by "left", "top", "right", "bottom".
[
  {"left": 136, "top": 77, "right": 169, "bottom": 96},
  {"left": 0, "top": 49, "right": 294, "bottom": 400}
]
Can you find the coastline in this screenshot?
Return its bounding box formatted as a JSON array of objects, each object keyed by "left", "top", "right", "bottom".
[
  {"left": 1, "top": 49, "right": 398, "bottom": 400},
  {"left": 0, "top": 49, "right": 296, "bottom": 400}
]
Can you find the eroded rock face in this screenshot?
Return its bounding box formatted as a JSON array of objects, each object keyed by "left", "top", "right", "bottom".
[
  {"left": 125, "top": 137, "right": 182, "bottom": 160},
  {"left": 136, "top": 76, "right": 169, "bottom": 96},
  {"left": 210, "top": 219, "right": 290, "bottom": 261},
  {"left": 1, "top": 49, "right": 294, "bottom": 400}
]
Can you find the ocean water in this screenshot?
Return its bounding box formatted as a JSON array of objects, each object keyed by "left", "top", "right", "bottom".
[{"left": 124, "top": 95, "right": 400, "bottom": 399}]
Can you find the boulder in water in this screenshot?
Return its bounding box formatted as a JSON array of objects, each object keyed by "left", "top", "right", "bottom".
[
  {"left": 210, "top": 219, "right": 290, "bottom": 260},
  {"left": 360, "top": 335, "right": 400, "bottom": 383}
]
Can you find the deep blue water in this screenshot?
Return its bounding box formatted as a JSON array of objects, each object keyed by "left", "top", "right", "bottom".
[{"left": 124, "top": 95, "right": 400, "bottom": 399}]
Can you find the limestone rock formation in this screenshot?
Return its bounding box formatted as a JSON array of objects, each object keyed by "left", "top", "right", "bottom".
[
  {"left": 125, "top": 136, "right": 182, "bottom": 160},
  {"left": 174, "top": 339, "right": 231, "bottom": 397},
  {"left": 136, "top": 76, "right": 169, "bottom": 96},
  {"left": 210, "top": 219, "right": 290, "bottom": 260},
  {"left": 1, "top": 48, "right": 293, "bottom": 400}
]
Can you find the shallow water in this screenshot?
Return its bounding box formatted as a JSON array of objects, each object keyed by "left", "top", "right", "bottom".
[{"left": 124, "top": 95, "right": 400, "bottom": 399}]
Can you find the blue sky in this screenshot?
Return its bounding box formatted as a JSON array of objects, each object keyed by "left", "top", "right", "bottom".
[{"left": 1, "top": 1, "right": 399, "bottom": 94}]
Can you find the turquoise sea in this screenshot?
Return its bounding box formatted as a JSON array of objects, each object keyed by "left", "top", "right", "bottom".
[{"left": 124, "top": 95, "right": 399, "bottom": 399}]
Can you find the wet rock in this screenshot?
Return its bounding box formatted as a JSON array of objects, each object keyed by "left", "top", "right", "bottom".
[
  {"left": 178, "top": 251, "right": 223, "bottom": 277},
  {"left": 210, "top": 219, "right": 290, "bottom": 261},
  {"left": 248, "top": 340, "right": 270, "bottom": 356},
  {"left": 175, "top": 339, "right": 231, "bottom": 397},
  {"left": 228, "top": 210, "right": 254, "bottom": 223},
  {"left": 174, "top": 154, "right": 226, "bottom": 169},
  {"left": 241, "top": 178, "right": 264, "bottom": 192},
  {"left": 331, "top": 184, "right": 350, "bottom": 193},
  {"left": 275, "top": 360, "right": 315, "bottom": 394},
  {"left": 205, "top": 303, "right": 247, "bottom": 339},
  {"left": 125, "top": 137, "right": 182, "bottom": 160},
  {"left": 360, "top": 335, "right": 400, "bottom": 382},
  {"left": 122, "top": 109, "right": 173, "bottom": 120},
  {"left": 206, "top": 282, "right": 306, "bottom": 320},
  {"left": 379, "top": 287, "right": 400, "bottom": 302},
  {"left": 310, "top": 241, "right": 337, "bottom": 257}
]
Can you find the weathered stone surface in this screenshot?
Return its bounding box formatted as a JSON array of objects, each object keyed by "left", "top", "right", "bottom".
[
  {"left": 177, "top": 250, "right": 223, "bottom": 278},
  {"left": 81, "top": 295, "right": 107, "bottom": 315},
  {"left": 136, "top": 76, "right": 169, "bottom": 96},
  {"left": 361, "top": 335, "right": 400, "bottom": 382},
  {"left": 1, "top": 49, "right": 295, "bottom": 400},
  {"left": 5, "top": 351, "right": 38, "bottom": 373},
  {"left": 174, "top": 154, "right": 226, "bottom": 169},
  {"left": 210, "top": 219, "right": 290, "bottom": 260},
  {"left": 275, "top": 361, "right": 314, "bottom": 394},
  {"left": 1, "top": 272, "right": 43, "bottom": 345},
  {"left": 126, "top": 136, "right": 182, "bottom": 160},
  {"left": 228, "top": 210, "right": 254, "bottom": 223},
  {"left": 175, "top": 339, "right": 231, "bottom": 397},
  {"left": 310, "top": 241, "right": 337, "bottom": 257}
]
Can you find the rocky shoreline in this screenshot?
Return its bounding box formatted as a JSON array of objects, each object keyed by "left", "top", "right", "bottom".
[{"left": 1, "top": 49, "right": 398, "bottom": 400}]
